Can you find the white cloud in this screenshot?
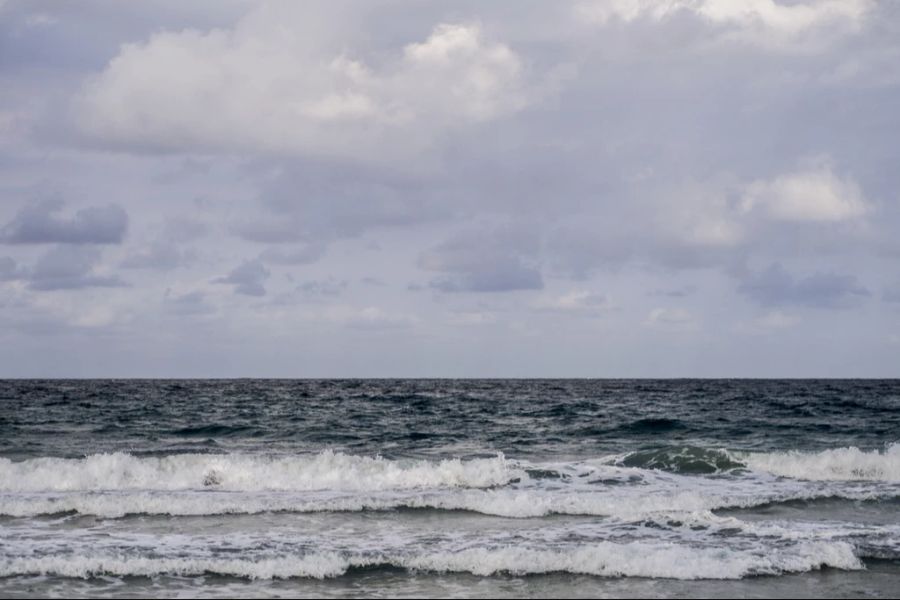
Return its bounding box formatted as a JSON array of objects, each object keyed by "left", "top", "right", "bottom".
[
  {"left": 655, "top": 180, "right": 745, "bottom": 248},
  {"left": 576, "top": 0, "right": 872, "bottom": 48},
  {"left": 75, "top": 7, "right": 548, "bottom": 161},
  {"left": 645, "top": 307, "right": 697, "bottom": 328},
  {"left": 534, "top": 290, "right": 613, "bottom": 315},
  {"left": 741, "top": 163, "right": 869, "bottom": 222}
]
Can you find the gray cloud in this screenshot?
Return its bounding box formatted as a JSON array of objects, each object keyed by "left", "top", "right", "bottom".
[
  {"left": 233, "top": 161, "right": 448, "bottom": 252},
  {"left": 162, "top": 217, "right": 208, "bottom": 244},
  {"left": 0, "top": 199, "right": 128, "bottom": 244},
  {"left": 419, "top": 227, "right": 543, "bottom": 292},
  {"left": 737, "top": 263, "right": 870, "bottom": 309},
  {"left": 259, "top": 243, "right": 326, "bottom": 266},
  {"left": 27, "top": 246, "right": 128, "bottom": 291},
  {"left": 163, "top": 290, "right": 215, "bottom": 316},
  {"left": 121, "top": 242, "right": 195, "bottom": 270},
  {"left": 213, "top": 259, "right": 270, "bottom": 297},
  {"left": 648, "top": 285, "right": 699, "bottom": 298},
  {"left": 298, "top": 278, "right": 348, "bottom": 297},
  {"left": 2, "top": 1, "right": 900, "bottom": 376},
  {"left": 883, "top": 283, "right": 900, "bottom": 304},
  {"left": 0, "top": 256, "right": 25, "bottom": 281}
]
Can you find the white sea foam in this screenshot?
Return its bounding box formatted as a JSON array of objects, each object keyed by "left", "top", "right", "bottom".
[
  {"left": 738, "top": 444, "right": 900, "bottom": 482},
  {"left": 1, "top": 448, "right": 896, "bottom": 519},
  {"left": 0, "top": 447, "right": 900, "bottom": 518},
  {"left": 403, "top": 541, "right": 862, "bottom": 579},
  {"left": 0, "top": 480, "right": 891, "bottom": 519},
  {"left": 0, "top": 541, "right": 862, "bottom": 580},
  {"left": 0, "top": 451, "right": 521, "bottom": 493}
]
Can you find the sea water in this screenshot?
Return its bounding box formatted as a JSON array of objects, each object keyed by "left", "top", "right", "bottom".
[{"left": 0, "top": 379, "right": 897, "bottom": 597}]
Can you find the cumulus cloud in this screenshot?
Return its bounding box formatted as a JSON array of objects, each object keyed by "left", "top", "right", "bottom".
[
  {"left": 576, "top": 0, "right": 873, "bottom": 48},
  {"left": 213, "top": 259, "right": 270, "bottom": 296},
  {"left": 27, "top": 246, "right": 127, "bottom": 291},
  {"left": 2, "top": 1, "right": 899, "bottom": 375},
  {"left": 740, "top": 163, "right": 869, "bottom": 222},
  {"left": 0, "top": 199, "right": 128, "bottom": 244},
  {"left": 737, "top": 262, "right": 870, "bottom": 308},
  {"left": 75, "top": 6, "right": 552, "bottom": 161},
  {"left": 419, "top": 227, "right": 543, "bottom": 292}
]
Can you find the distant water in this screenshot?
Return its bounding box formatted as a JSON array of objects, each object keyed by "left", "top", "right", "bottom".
[{"left": 0, "top": 379, "right": 898, "bottom": 598}]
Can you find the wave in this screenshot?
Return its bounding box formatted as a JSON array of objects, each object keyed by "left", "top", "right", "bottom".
[
  {"left": 0, "top": 450, "right": 521, "bottom": 493},
  {"left": 3, "top": 446, "right": 896, "bottom": 499},
  {"left": 2, "top": 483, "right": 895, "bottom": 519},
  {"left": 607, "top": 444, "right": 900, "bottom": 481},
  {"left": 0, "top": 541, "right": 862, "bottom": 580},
  {"left": 612, "top": 446, "right": 744, "bottom": 474},
  {"left": 0, "top": 447, "right": 898, "bottom": 518},
  {"left": 735, "top": 445, "right": 900, "bottom": 482}
]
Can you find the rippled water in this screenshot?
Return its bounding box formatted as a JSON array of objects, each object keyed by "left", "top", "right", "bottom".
[{"left": 0, "top": 379, "right": 898, "bottom": 597}]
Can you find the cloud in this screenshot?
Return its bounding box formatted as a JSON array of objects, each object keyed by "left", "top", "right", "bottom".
[
  {"left": 0, "top": 256, "right": 26, "bottom": 281},
  {"left": 298, "top": 278, "right": 348, "bottom": 297},
  {"left": 534, "top": 290, "right": 614, "bottom": 315},
  {"left": 163, "top": 290, "right": 215, "bottom": 316},
  {"left": 162, "top": 217, "right": 208, "bottom": 243},
  {"left": 213, "top": 259, "right": 270, "bottom": 296},
  {"left": 27, "top": 246, "right": 128, "bottom": 291},
  {"left": 0, "top": 199, "right": 128, "bottom": 244},
  {"left": 121, "top": 241, "right": 195, "bottom": 270},
  {"left": 576, "top": 0, "right": 873, "bottom": 48},
  {"left": 75, "top": 6, "right": 553, "bottom": 161},
  {"left": 645, "top": 307, "right": 697, "bottom": 328},
  {"left": 883, "top": 283, "right": 900, "bottom": 304},
  {"left": 234, "top": 163, "right": 447, "bottom": 250},
  {"left": 740, "top": 163, "right": 869, "bottom": 222},
  {"left": 419, "top": 227, "right": 543, "bottom": 292},
  {"left": 648, "top": 285, "right": 698, "bottom": 298},
  {"left": 322, "top": 305, "right": 419, "bottom": 330},
  {"left": 740, "top": 309, "right": 800, "bottom": 334},
  {"left": 258, "top": 244, "right": 327, "bottom": 266},
  {"left": 737, "top": 262, "right": 870, "bottom": 308}
]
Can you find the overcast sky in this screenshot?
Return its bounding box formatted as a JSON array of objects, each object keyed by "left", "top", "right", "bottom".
[{"left": 1, "top": 0, "right": 899, "bottom": 377}]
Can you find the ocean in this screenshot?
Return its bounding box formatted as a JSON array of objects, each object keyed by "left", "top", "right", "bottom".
[{"left": 0, "top": 379, "right": 897, "bottom": 598}]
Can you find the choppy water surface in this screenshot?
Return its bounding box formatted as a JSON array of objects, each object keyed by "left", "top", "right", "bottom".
[{"left": 0, "top": 379, "right": 898, "bottom": 597}]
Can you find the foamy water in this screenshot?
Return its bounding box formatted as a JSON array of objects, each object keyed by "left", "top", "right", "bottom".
[{"left": 1, "top": 379, "right": 898, "bottom": 597}]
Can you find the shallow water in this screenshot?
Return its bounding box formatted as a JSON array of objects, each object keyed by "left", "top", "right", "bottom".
[{"left": 0, "top": 380, "right": 898, "bottom": 597}]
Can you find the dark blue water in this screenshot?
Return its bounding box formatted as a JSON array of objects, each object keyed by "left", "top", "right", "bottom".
[{"left": 1, "top": 380, "right": 898, "bottom": 598}]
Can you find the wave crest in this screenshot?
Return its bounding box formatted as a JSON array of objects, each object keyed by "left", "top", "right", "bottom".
[
  {"left": 738, "top": 444, "right": 900, "bottom": 482},
  {"left": 0, "top": 541, "right": 862, "bottom": 580},
  {"left": 0, "top": 451, "right": 521, "bottom": 493}
]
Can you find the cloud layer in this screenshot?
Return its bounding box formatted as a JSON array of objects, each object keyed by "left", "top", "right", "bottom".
[{"left": 0, "top": 0, "right": 898, "bottom": 376}]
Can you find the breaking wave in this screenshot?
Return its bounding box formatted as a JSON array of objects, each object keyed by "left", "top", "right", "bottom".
[
  {"left": 607, "top": 444, "right": 900, "bottom": 480},
  {"left": 0, "top": 450, "right": 521, "bottom": 493},
  {"left": 0, "top": 541, "right": 862, "bottom": 580},
  {"left": 0, "top": 446, "right": 897, "bottom": 518},
  {"left": 736, "top": 444, "right": 900, "bottom": 482}
]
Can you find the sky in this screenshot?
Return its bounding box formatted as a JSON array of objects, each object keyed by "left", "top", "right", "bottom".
[{"left": 0, "top": 0, "right": 898, "bottom": 377}]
